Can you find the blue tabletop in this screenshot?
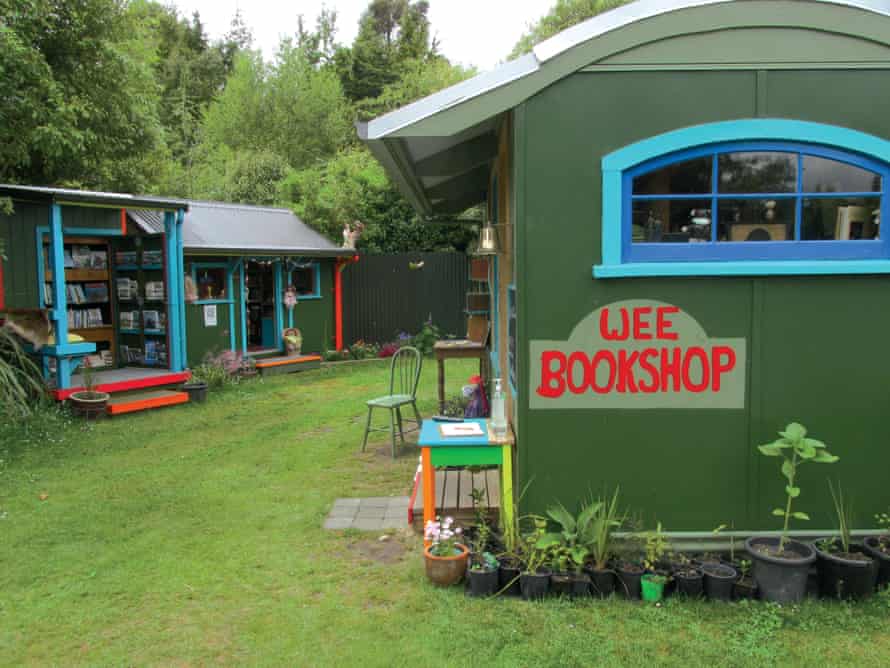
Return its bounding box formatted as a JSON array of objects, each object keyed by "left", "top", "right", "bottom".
[{"left": 418, "top": 418, "right": 490, "bottom": 447}]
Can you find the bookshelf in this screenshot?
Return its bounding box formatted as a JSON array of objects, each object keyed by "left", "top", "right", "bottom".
[
  {"left": 41, "top": 236, "right": 115, "bottom": 366},
  {"left": 113, "top": 237, "right": 169, "bottom": 368}
]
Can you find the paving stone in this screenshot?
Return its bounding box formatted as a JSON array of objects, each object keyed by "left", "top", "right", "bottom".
[
  {"left": 360, "top": 497, "right": 393, "bottom": 507},
  {"left": 332, "top": 498, "right": 362, "bottom": 508},
  {"left": 328, "top": 506, "right": 359, "bottom": 519},
  {"left": 323, "top": 517, "right": 355, "bottom": 530},
  {"left": 387, "top": 500, "right": 410, "bottom": 511},
  {"left": 352, "top": 518, "right": 385, "bottom": 530}
]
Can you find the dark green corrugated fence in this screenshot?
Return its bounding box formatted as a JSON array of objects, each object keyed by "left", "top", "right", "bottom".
[{"left": 342, "top": 253, "right": 468, "bottom": 344}]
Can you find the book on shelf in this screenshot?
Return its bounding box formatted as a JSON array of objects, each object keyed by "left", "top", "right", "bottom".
[
  {"left": 145, "top": 281, "right": 165, "bottom": 301},
  {"left": 142, "top": 310, "right": 166, "bottom": 331},
  {"left": 142, "top": 250, "right": 163, "bottom": 266},
  {"left": 83, "top": 282, "right": 109, "bottom": 302},
  {"left": 67, "top": 308, "right": 104, "bottom": 329},
  {"left": 115, "top": 250, "right": 138, "bottom": 266},
  {"left": 120, "top": 310, "right": 139, "bottom": 329},
  {"left": 116, "top": 277, "right": 139, "bottom": 300}
]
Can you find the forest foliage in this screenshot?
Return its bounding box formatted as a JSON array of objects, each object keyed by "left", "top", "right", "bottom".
[{"left": 1, "top": 0, "right": 620, "bottom": 251}]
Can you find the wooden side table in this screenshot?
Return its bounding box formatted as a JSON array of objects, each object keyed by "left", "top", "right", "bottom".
[
  {"left": 417, "top": 418, "right": 515, "bottom": 546},
  {"left": 433, "top": 340, "right": 487, "bottom": 413}
]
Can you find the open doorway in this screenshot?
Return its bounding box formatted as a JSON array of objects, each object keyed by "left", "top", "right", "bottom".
[{"left": 244, "top": 260, "right": 277, "bottom": 353}]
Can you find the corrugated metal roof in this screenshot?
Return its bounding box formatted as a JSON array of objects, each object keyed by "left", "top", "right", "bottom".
[
  {"left": 0, "top": 184, "right": 188, "bottom": 210},
  {"left": 129, "top": 200, "right": 350, "bottom": 257},
  {"left": 357, "top": 0, "right": 890, "bottom": 217}
]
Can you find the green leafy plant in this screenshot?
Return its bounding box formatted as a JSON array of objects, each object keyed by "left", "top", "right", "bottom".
[
  {"left": 468, "top": 488, "right": 493, "bottom": 569},
  {"left": 642, "top": 521, "right": 670, "bottom": 573},
  {"left": 738, "top": 558, "right": 752, "bottom": 578},
  {"left": 823, "top": 480, "right": 855, "bottom": 554},
  {"left": 410, "top": 319, "right": 441, "bottom": 356},
  {"left": 537, "top": 500, "right": 598, "bottom": 574},
  {"left": 712, "top": 522, "right": 739, "bottom": 562},
  {"left": 0, "top": 325, "right": 47, "bottom": 418},
  {"left": 758, "top": 422, "right": 839, "bottom": 554},
  {"left": 874, "top": 507, "right": 889, "bottom": 550},
  {"left": 588, "top": 486, "right": 627, "bottom": 571},
  {"left": 521, "top": 516, "right": 553, "bottom": 574}
]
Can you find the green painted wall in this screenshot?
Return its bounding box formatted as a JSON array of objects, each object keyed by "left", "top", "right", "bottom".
[
  {"left": 1, "top": 203, "right": 120, "bottom": 309},
  {"left": 515, "top": 69, "right": 890, "bottom": 531},
  {"left": 183, "top": 256, "right": 335, "bottom": 367}
]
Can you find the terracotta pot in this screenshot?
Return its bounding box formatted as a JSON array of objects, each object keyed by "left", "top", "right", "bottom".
[
  {"left": 424, "top": 543, "right": 469, "bottom": 586},
  {"left": 69, "top": 391, "right": 110, "bottom": 419}
]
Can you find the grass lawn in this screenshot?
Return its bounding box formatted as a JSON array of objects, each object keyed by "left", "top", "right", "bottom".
[{"left": 1, "top": 359, "right": 888, "bottom": 666}]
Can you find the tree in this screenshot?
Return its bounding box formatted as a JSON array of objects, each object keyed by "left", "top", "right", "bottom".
[
  {"left": 509, "top": 0, "right": 631, "bottom": 59},
  {"left": 221, "top": 150, "right": 290, "bottom": 205},
  {"left": 0, "top": 0, "right": 166, "bottom": 191}
]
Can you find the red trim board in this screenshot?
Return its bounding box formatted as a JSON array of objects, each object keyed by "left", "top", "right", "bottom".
[
  {"left": 107, "top": 391, "right": 189, "bottom": 416},
  {"left": 54, "top": 371, "right": 192, "bottom": 400}
]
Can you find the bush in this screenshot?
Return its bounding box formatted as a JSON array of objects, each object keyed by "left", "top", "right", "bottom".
[
  {"left": 411, "top": 320, "right": 441, "bottom": 356},
  {"left": 0, "top": 326, "right": 48, "bottom": 419},
  {"left": 191, "top": 350, "right": 242, "bottom": 389},
  {"left": 348, "top": 340, "right": 379, "bottom": 360}
]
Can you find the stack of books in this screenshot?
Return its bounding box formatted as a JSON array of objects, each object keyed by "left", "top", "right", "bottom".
[
  {"left": 120, "top": 311, "right": 140, "bottom": 329},
  {"left": 142, "top": 250, "right": 163, "bottom": 266},
  {"left": 115, "top": 251, "right": 138, "bottom": 266},
  {"left": 145, "top": 281, "right": 165, "bottom": 300},
  {"left": 67, "top": 308, "right": 104, "bottom": 329},
  {"left": 117, "top": 277, "right": 139, "bottom": 301}
]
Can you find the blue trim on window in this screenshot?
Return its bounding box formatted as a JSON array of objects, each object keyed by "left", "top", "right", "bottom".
[
  {"left": 286, "top": 261, "right": 322, "bottom": 301},
  {"left": 598, "top": 120, "right": 890, "bottom": 277},
  {"left": 594, "top": 260, "right": 890, "bottom": 279}
]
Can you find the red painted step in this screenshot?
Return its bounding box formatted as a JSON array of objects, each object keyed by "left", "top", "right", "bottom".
[{"left": 106, "top": 390, "right": 189, "bottom": 416}]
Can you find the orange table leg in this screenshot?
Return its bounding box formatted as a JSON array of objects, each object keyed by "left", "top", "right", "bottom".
[{"left": 421, "top": 446, "right": 436, "bottom": 547}]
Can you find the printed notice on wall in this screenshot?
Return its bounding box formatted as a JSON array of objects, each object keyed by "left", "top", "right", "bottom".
[
  {"left": 529, "top": 299, "right": 746, "bottom": 410},
  {"left": 204, "top": 304, "right": 217, "bottom": 327}
]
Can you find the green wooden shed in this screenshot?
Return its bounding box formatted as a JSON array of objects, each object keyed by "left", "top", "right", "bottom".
[{"left": 359, "top": 0, "right": 890, "bottom": 537}]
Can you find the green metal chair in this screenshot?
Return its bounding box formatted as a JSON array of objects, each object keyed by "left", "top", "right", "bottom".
[{"left": 361, "top": 346, "right": 423, "bottom": 458}]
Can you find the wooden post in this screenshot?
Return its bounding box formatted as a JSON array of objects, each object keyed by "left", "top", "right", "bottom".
[
  {"left": 421, "top": 446, "right": 435, "bottom": 547},
  {"left": 500, "top": 443, "right": 514, "bottom": 536}
]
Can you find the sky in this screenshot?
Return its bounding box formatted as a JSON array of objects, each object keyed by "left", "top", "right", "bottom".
[{"left": 169, "top": 0, "right": 554, "bottom": 71}]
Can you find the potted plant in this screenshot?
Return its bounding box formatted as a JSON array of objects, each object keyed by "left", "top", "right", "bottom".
[
  {"left": 746, "top": 422, "right": 839, "bottom": 604},
  {"left": 182, "top": 368, "right": 209, "bottom": 403},
  {"left": 671, "top": 553, "right": 704, "bottom": 598},
  {"left": 467, "top": 500, "right": 499, "bottom": 597},
  {"left": 701, "top": 562, "right": 738, "bottom": 601},
  {"left": 519, "top": 517, "right": 552, "bottom": 600},
  {"left": 69, "top": 359, "right": 110, "bottom": 418},
  {"left": 537, "top": 500, "right": 595, "bottom": 598},
  {"left": 812, "top": 481, "right": 878, "bottom": 600},
  {"left": 283, "top": 327, "right": 302, "bottom": 356},
  {"left": 584, "top": 487, "right": 625, "bottom": 598},
  {"left": 423, "top": 516, "right": 468, "bottom": 587},
  {"left": 863, "top": 508, "right": 890, "bottom": 589},
  {"left": 239, "top": 356, "right": 258, "bottom": 379},
  {"left": 733, "top": 559, "right": 758, "bottom": 600},
  {"left": 640, "top": 522, "right": 670, "bottom": 603}
]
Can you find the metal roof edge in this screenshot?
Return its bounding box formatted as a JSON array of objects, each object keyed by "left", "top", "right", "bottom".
[
  {"left": 183, "top": 245, "right": 353, "bottom": 257},
  {"left": 0, "top": 184, "right": 189, "bottom": 210}
]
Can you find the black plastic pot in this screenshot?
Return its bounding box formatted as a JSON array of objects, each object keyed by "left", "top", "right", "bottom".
[
  {"left": 702, "top": 562, "right": 737, "bottom": 601},
  {"left": 182, "top": 381, "right": 208, "bottom": 403},
  {"left": 862, "top": 536, "right": 890, "bottom": 589},
  {"left": 550, "top": 572, "right": 573, "bottom": 597},
  {"left": 615, "top": 563, "right": 644, "bottom": 600},
  {"left": 673, "top": 567, "right": 704, "bottom": 598},
  {"left": 570, "top": 573, "right": 592, "bottom": 598},
  {"left": 733, "top": 576, "right": 759, "bottom": 600},
  {"left": 520, "top": 569, "right": 551, "bottom": 600},
  {"left": 468, "top": 566, "right": 499, "bottom": 597},
  {"left": 746, "top": 536, "right": 816, "bottom": 604},
  {"left": 498, "top": 559, "right": 522, "bottom": 596},
  {"left": 813, "top": 540, "right": 878, "bottom": 600},
  {"left": 586, "top": 566, "right": 615, "bottom": 598}
]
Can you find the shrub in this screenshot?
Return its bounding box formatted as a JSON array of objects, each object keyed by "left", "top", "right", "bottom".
[
  {"left": 191, "top": 350, "right": 242, "bottom": 389},
  {"left": 0, "top": 325, "right": 48, "bottom": 419},
  {"left": 411, "top": 320, "right": 441, "bottom": 356}
]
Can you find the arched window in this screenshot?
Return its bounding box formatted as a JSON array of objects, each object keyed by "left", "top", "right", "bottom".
[{"left": 596, "top": 121, "right": 890, "bottom": 278}]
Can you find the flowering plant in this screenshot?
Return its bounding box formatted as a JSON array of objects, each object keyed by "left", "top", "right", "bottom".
[
  {"left": 283, "top": 287, "right": 298, "bottom": 311},
  {"left": 424, "top": 516, "right": 464, "bottom": 557}
]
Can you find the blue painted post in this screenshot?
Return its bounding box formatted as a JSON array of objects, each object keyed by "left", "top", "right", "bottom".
[
  {"left": 176, "top": 209, "right": 187, "bottom": 369},
  {"left": 227, "top": 264, "right": 236, "bottom": 352},
  {"left": 164, "top": 211, "right": 182, "bottom": 371},
  {"left": 48, "top": 204, "right": 70, "bottom": 388},
  {"left": 274, "top": 260, "right": 284, "bottom": 351},
  {"left": 239, "top": 260, "right": 247, "bottom": 356}
]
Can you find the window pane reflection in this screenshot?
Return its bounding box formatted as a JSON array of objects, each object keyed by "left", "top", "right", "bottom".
[
  {"left": 717, "top": 199, "right": 795, "bottom": 242},
  {"left": 632, "top": 199, "right": 712, "bottom": 243},
  {"left": 719, "top": 152, "right": 797, "bottom": 193},
  {"left": 802, "top": 156, "right": 881, "bottom": 193},
  {"left": 632, "top": 156, "right": 712, "bottom": 195},
  {"left": 801, "top": 198, "right": 881, "bottom": 240}
]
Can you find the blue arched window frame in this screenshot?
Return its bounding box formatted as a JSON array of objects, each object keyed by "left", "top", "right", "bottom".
[{"left": 595, "top": 120, "right": 890, "bottom": 278}]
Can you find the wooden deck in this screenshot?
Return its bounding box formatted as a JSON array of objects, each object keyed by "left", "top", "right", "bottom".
[
  {"left": 106, "top": 389, "right": 189, "bottom": 415},
  {"left": 255, "top": 354, "right": 322, "bottom": 376},
  {"left": 409, "top": 467, "right": 500, "bottom": 531},
  {"left": 55, "top": 368, "right": 191, "bottom": 400}
]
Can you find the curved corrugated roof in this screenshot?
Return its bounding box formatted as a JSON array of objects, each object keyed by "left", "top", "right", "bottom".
[{"left": 358, "top": 0, "right": 890, "bottom": 216}]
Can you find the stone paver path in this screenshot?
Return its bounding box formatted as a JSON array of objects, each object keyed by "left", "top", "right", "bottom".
[{"left": 323, "top": 496, "right": 410, "bottom": 530}]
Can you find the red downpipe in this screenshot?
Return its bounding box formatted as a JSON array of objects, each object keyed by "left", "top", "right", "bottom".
[{"left": 334, "top": 255, "right": 359, "bottom": 351}]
